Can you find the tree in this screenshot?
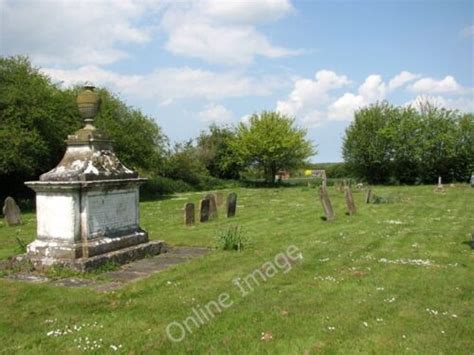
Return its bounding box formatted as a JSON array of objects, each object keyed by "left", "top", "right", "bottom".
[
  {"left": 230, "top": 111, "right": 315, "bottom": 183},
  {"left": 342, "top": 101, "right": 474, "bottom": 184},
  {"left": 164, "top": 140, "right": 210, "bottom": 186},
  {"left": 195, "top": 124, "right": 241, "bottom": 179},
  {"left": 0, "top": 56, "right": 81, "bottom": 200},
  {"left": 92, "top": 88, "right": 168, "bottom": 175},
  {"left": 0, "top": 55, "right": 168, "bottom": 201},
  {"left": 342, "top": 102, "right": 395, "bottom": 184}
]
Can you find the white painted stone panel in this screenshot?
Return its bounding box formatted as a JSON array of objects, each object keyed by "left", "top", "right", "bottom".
[
  {"left": 37, "top": 193, "right": 79, "bottom": 241},
  {"left": 87, "top": 189, "right": 138, "bottom": 238}
]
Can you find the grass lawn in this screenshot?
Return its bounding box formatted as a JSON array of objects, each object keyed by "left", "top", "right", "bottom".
[{"left": 0, "top": 185, "right": 473, "bottom": 353}]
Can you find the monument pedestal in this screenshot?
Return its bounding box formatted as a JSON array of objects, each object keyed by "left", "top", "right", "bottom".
[
  {"left": 24, "top": 85, "right": 166, "bottom": 271},
  {"left": 25, "top": 179, "right": 166, "bottom": 271}
]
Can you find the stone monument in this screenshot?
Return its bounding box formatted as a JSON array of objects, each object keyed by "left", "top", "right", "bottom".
[{"left": 25, "top": 85, "right": 166, "bottom": 270}]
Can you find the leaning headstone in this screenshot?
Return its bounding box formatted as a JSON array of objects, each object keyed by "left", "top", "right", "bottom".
[
  {"left": 227, "top": 192, "right": 237, "bottom": 217},
  {"left": 365, "top": 188, "right": 372, "bottom": 204},
  {"left": 344, "top": 186, "right": 357, "bottom": 215},
  {"left": 319, "top": 187, "right": 335, "bottom": 221},
  {"left": 204, "top": 194, "right": 218, "bottom": 219},
  {"left": 2, "top": 197, "right": 22, "bottom": 226},
  {"left": 199, "top": 199, "right": 210, "bottom": 223},
  {"left": 184, "top": 202, "right": 195, "bottom": 226},
  {"left": 214, "top": 192, "right": 224, "bottom": 207}
]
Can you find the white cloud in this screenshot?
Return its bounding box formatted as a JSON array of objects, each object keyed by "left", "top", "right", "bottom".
[
  {"left": 388, "top": 71, "right": 420, "bottom": 90},
  {"left": 2, "top": 0, "right": 297, "bottom": 67},
  {"left": 42, "top": 65, "right": 282, "bottom": 101},
  {"left": 327, "top": 93, "right": 366, "bottom": 121},
  {"left": 198, "top": 0, "right": 293, "bottom": 24},
  {"left": 278, "top": 69, "right": 473, "bottom": 128},
  {"left": 161, "top": 0, "right": 299, "bottom": 65},
  {"left": 165, "top": 23, "right": 298, "bottom": 65},
  {"left": 409, "top": 76, "right": 463, "bottom": 94},
  {"left": 1, "top": 0, "right": 159, "bottom": 66},
  {"left": 276, "top": 70, "right": 351, "bottom": 121},
  {"left": 198, "top": 103, "right": 234, "bottom": 124},
  {"left": 327, "top": 74, "right": 386, "bottom": 121},
  {"left": 358, "top": 74, "right": 386, "bottom": 101}
]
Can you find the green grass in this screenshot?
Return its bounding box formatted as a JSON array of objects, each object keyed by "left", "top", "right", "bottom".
[{"left": 0, "top": 185, "right": 473, "bottom": 353}]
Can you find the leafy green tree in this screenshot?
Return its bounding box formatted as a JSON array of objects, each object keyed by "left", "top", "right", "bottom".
[
  {"left": 342, "top": 102, "right": 395, "bottom": 184},
  {"left": 343, "top": 101, "right": 473, "bottom": 184},
  {"left": 0, "top": 56, "right": 168, "bottom": 201},
  {"left": 231, "top": 111, "right": 315, "bottom": 183},
  {"left": 164, "top": 141, "right": 210, "bottom": 186},
  {"left": 93, "top": 88, "right": 168, "bottom": 175},
  {"left": 415, "top": 103, "right": 458, "bottom": 183},
  {"left": 196, "top": 124, "right": 241, "bottom": 179},
  {"left": 0, "top": 56, "right": 81, "bottom": 199},
  {"left": 452, "top": 113, "right": 474, "bottom": 180}
]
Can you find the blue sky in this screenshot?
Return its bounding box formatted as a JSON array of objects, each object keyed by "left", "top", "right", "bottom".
[{"left": 2, "top": 0, "right": 473, "bottom": 162}]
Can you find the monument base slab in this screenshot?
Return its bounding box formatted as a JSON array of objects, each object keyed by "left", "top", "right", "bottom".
[{"left": 26, "top": 240, "right": 167, "bottom": 272}]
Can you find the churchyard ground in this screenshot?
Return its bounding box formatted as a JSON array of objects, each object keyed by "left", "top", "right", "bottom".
[{"left": 0, "top": 185, "right": 472, "bottom": 353}]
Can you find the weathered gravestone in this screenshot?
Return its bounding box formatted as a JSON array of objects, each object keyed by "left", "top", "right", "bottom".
[
  {"left": 365, "top": 188, "right": 372, "bottom": 204},
  {"left": 204, "top": 193, "right": 218, "bottom": 219},
  {"left": 184, "top": 202, "right": 195, "bottom": 226},
  {"left": 319, "top": 187, "right": 335, "bottom": 221},
  {"left": 227, "top": 192, "right": 237, "bottom": 217},
  {"left": 344, "top": 186, "right": 357, "bottom": 215},
  {"left": 2, "top": 197, "right": 22, "bottom": 226},
  {"left": 471, "top": 172, "right": 474, "bottom": 187},
  {"left": 200, "top": 198, "right": 210, "bottom": 222},
  {"left": 214, "top": 192, "right": 224, "bottom": 207}
]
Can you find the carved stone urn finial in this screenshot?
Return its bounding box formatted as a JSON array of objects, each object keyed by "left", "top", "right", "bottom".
[{"left": 76, "top": 84, "right": 100, "bottom": 126}]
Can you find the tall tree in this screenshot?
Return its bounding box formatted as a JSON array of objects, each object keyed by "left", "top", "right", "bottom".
[
  {"left": 342, "top": 102, "right": 395, "bottom": 184},
  {"left": 0, "top": 56, "right": 168, "bottom": 200},
  {"left": 196, "top": 124, "right": 241, "bottom": 179},
  {"left": 343, "top": 101, "right": 473, "bottom": 184},
  {"left": 231, "top": 111, "right": 315, "bottom": 183}
]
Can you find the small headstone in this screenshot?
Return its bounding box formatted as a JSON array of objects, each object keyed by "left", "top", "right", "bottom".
[
  {"left": 344, "top": 186, "right": 357, "bottom": 215},
  {"left": 470, "top": 172, "right": 474, "bottom": 187},
  {"left": 2, "top": 197, "right": 22, "bottom": 226},
  {"left": 365, "top": 188, "right": 372, "bottom": 204},
  {"left": 214, "top": 192, "right": 224, "bottom": 207},
  {"left": 184, "top": 202, "right": 195, "bottom": 226},
  {"left": 319, "top": 187, "right": 335, "bottom": 221},
  {"left": 435, "top": 176, "right": 445, "bottom": 193},
  {"left": 204, "top": 194, "right": 218, "bottom": 219},
  {"left": 227, "top": 192, "right": 237, "bottom": 217},
  {"left": 199, "top": 199, "right": 210, "bottom": 223}
]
